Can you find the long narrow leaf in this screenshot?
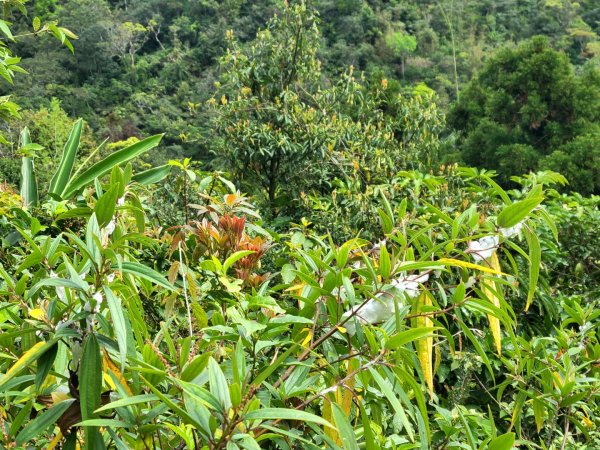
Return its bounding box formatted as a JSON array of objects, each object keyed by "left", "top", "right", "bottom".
[
  {"left": 19, "top": 128, "right": 38, "bottom": 207},
  {"left": 62, "top": 134, "right": 163, "bottom": 199},
  {"left": 49, "top": 119, "right": 83, "bottom": 197},
  {"left": 131, "top": 165, "right": 171, "bottom": 185}
]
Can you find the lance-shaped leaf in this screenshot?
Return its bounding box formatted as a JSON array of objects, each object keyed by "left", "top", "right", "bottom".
[
  {"left": 497, "top": 196, "right": 543, "bottom": 228},
  {"left": 80, "top": 333, "right": 102, "bottom": 449},
  {"left": 62, "top": 134, "right": 163, "bottom": 199},
  {"left": 524, "top": 228, "right": 541, "bottom": 312},
  {"left": 112, "top": 261, "right": 175, "bottom": 291},
  {"left": 15, "top": 399, "right": 76, "bottom": 446},
  {"left": 415, "top": 291, "right": 434, "bottom": 396},
  {"left": 0, "top": 339, "right": 60, "bottom": 392},
  {"left": 481, "top": 252, "right": 503, "bottom": 355},
  {"left": 48, "top": 119, "right": 83, "bottom": 197},
  {"left": 131, "top": 164, "right": 171, "bottom": 185},
  {"left": 19, "top": 128, "right": 38, "bottom": 207}
]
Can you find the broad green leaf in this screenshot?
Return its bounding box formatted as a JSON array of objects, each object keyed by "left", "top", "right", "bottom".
[
  {"left": 208, "top": 357, "right": 231, "bottom": 411},
  {"left": 62, "top": 134, "right": 163, "bottom": 199},
  {"left": 15, "top": 399, "right": 75, "bottom": 446},
  {"left": 489, "top": 432, "right": 515, "bottom": 450},
  {"left": 0, "top": 20, "right": 14, "bottom": 40},
  {"left": 76, "top": 419, "right": 133, "bottom": 427},
  {"left": 244, "top": 408, "right": 334, "bottom": 429},
  {"left": 49, "top": 119, "right": 83, "bottom": 197},
  {"left": 94, "top": 185, "right": 119, "bottom": 228},
  {"left": 497, "top": 197, "right": 543, "bottom": 228}
]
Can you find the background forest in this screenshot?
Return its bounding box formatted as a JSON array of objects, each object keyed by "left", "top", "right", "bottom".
[{"left": 0, "top": 0, "right": 599, "bottom": 449}]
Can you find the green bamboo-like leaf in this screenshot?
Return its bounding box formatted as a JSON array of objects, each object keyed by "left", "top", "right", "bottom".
[
  {"left": 359, "top": 401, "right": 380, "bottom": 450},
  {"left": 385, "top": 327, "right": 438, "bottom": 350},
  {"left": 331, "top": 403, "right": 359, "bottom": 450},
  {"left": 19, "top": 128, "right": 38, "bottom": 207},
  {"left": 112, "top": 261, "right": 175, "bottom": 291},
  {"left": 104, "top": 287, "right": 128, "bottom": 369},
  {"left": 524, "top": 228, "right": 541, "bottom": 312},
  {"left": 245, "top": 408, "right": 334, "bottom": 429},
  {"left": 62, "top": 134, "right": 163, "bottom": 199},
  {"left": 80, "top": 333, "right": 102, "bottom": 449},
  {"left": 369, "top": 368, "right": 414, "bottom": 441},
  {"left": 497, "top": 197, "right": 543, "bottom": 228},
  {"left": 131, "top": 165, "right": 171, "bottom": 185},
  {"left": 15, "top": 399, "right": 76, "bottom": 446},
  {"left": 26, "top": 277, "right": 85, "bottom": 300},
  {"left": 49, "top": 119, "right": 83, "bottom": 197},
  {"left": 95, "top": 394, "right": 159, "bottom": 414}
]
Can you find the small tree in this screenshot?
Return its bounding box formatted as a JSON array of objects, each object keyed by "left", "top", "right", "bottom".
[{"left": 384, "top": 31, "right": 417, "bottom": 79}]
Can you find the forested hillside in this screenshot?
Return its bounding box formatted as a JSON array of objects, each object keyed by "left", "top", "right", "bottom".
[
  {"left": 0, "top": 1, "right": 599, "bottom": 449},
  {"left": 2, "top": 0, "right": 599, "bottom": 181}
]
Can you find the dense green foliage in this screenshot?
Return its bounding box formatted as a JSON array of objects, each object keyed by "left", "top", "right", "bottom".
[
  {"left": 0, "top": 1, "right": 599, "bottom": 449},
  {"left": 449, "top": 36, "right": 600, "bottom": 193}
]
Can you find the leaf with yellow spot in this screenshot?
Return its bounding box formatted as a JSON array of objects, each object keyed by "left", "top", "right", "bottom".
[{"left": 481, "top": 252, "right": 502, "bottom": 355}]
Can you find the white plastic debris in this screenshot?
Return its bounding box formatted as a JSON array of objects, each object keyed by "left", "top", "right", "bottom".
[
  {"left": 342, "top": 272, "right": 430, "bottom": 335},
  {"left": 499, "top": 221, "right": 524, "bottom": 238},
  {"left": 50, "top": 270, "right": 67, "bottom": 302},
  {"left": 467, "top": 235, "right": 499, "bottom": 261}
]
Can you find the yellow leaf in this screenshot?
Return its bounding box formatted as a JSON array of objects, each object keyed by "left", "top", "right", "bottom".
[
  {"left": 439, "top": 258, "right": 507, "bottom": 275},
  {"left": 481, "top": 253, "right": 502, "bottom": 355},
  {"left": 51, "top": 391, "right": 70, "bottom": 405},
  {"left": 0, "top": 341, "right": 47, "bottom": 386},
  {"left": 341, "top": 360, "right": 355, "bottom": 417},
  {"left": 47, "top": 431, "right": 63, "bottom": 450},
  {"left": 300, "top": 329, "right": 313, "bottom": 348},
  {"left": 322, "top": 397, "right": 342, "bottom": 445},
  {"left": 29, "top": 308, "right": 45, "bottom": 320},
  {"left": 415, "top": 291, "right": 434, "bottom": 396},
  {"left": 103, "top": 350, "right": 133, "bottom": 396}
]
